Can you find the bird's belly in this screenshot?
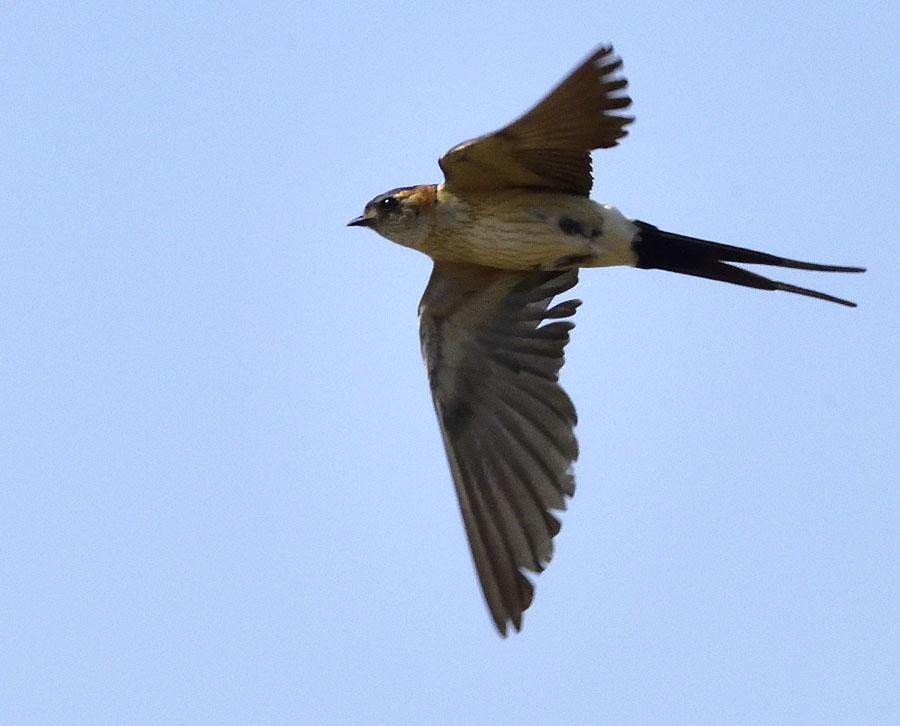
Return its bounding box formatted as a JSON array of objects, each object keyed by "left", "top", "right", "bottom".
[{"left": 426, "top": 194, "right": 637, "bottom": 270}]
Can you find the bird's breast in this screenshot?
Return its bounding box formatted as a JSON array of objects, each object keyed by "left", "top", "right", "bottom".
[{"left": 421, "top": 191, "right": 637, "bottom": 270}]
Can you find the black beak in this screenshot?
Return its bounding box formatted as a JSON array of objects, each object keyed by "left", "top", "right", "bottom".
[{"left": 347, "top": 215, "right": 371, "bottom": 227}]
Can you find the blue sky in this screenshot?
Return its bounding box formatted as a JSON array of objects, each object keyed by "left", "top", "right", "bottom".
[{"left": 2, "top": 2, "right": 897, "bottom": 724}]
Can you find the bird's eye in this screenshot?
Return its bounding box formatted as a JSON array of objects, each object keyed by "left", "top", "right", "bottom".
[{"left": 378, "top": 196, "right": 399, "bottom": 212}]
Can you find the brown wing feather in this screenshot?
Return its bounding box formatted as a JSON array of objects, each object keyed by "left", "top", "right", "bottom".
[
  {"left": 439, "top": 46, "right": 633, "bottom": 196},
  {"left": 418, "top": 262, "right": 581, "bottom": 635}
]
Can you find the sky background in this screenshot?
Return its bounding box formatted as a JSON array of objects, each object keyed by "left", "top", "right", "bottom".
[{"left": 2, "top": 2, "right": 897, "bottom": 724}]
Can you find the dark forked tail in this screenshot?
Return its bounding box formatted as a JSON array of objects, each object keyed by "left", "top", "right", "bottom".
[{"left": 632, "top": 220, "right": 865, "bottom": 307}]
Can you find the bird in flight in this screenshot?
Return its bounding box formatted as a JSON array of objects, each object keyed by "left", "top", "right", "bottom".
[{"left": 348, "top": 46, "right": 864, "bottom": 636}]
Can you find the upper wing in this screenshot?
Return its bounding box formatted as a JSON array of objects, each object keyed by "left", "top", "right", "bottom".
[
  {"left": 438, "top": 46, "right": 633, "bottom": 197},
  {"left": 418, "top": 262, "right": 581, "bottom": 635}
]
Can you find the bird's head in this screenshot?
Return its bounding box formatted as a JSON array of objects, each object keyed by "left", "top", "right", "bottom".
[{"left": 347, "top": 185, "right": 437, "bottom": 248}]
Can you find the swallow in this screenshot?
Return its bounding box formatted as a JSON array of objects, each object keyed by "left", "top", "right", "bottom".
[{"left": 348, "top": 46, "right": 864, "bottom": 636}]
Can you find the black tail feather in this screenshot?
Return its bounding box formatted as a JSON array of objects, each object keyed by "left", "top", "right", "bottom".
[{"left": 632, "top": 220, "right": 865, "bottom": 307}]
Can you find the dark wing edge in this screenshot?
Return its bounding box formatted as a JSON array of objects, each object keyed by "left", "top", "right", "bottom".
[
  {"left": 418, "top": 263, "right": 582, "bottom": 635},
  {"left": 439, "top": 46, "right": 634, "bottom": 196}
]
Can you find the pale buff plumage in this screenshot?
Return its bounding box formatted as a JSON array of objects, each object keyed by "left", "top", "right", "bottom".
[{"left": 376, "top": 185, "right": 638, "bottom": 270}]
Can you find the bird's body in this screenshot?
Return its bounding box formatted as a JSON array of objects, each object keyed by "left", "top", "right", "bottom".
[
  {"left": 384, "top": 185, "right": 638, "bottom": 270},
  {"left": 348, "top": 46, "right": 864, "bottom": 636}
]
